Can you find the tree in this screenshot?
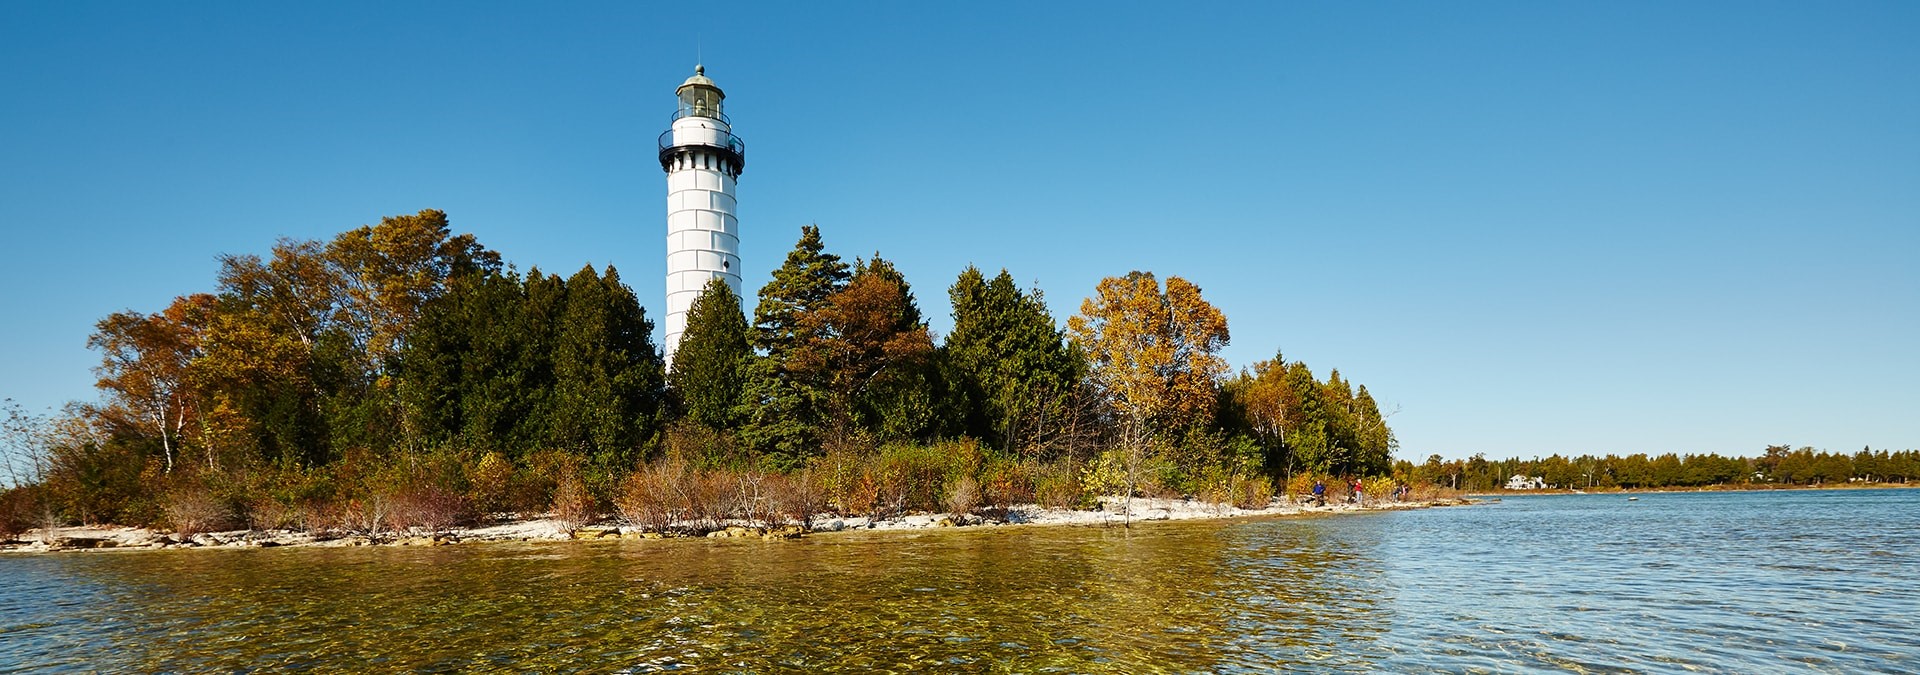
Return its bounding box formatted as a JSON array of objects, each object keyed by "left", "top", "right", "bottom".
[
  {"left": 788, "top": 256, "right": 946, "bottom": 443},
  {"left": 323, "top": 209, "right": 499, "bottom": 370},
  {"left": 1068, "top": 272, "right": 1229, "bottom": 508},
  {"left": 752, "top": 224, "right": 849, "bottom": 357},
  {"left": 739, "top": 226, "right": 850, "bottom": 464},
  {"left": 87, "top": 294, "right": 214, "bottom": 473},
  {"left": 1218, "top": 351, "right": 1294, "bottom": 479},
  {"left": 945, "top": 266, "right": 1080, "bottom": 456},
  {"left": 1351, "top": 384, "right": 1394, "bottom": 476},
  {"left": 669, "top": 278, "right": 751, "bottom": 431},
  {"left": 547, "top": 265, "right": 665, "bottom": 471}
]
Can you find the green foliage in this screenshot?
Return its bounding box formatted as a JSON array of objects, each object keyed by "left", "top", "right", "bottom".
[
  {"left": 752, "top": 224, "right": 849, "bottom": 358},
  {"left": 669, "top": 279, "right": 751, "bottom": 431},
  {"left": 547, "top": 265, "right": 666, "bottom": 471},
  {"left": 737, "top": 226, "right": 850, "bottom": 461},
  {"left": 945, "top": 266, "right": 1081, "bottom": 456}
]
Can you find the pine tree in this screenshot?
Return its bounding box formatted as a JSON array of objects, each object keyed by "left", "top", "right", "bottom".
[{"left": 669, "top": 278, "right": 750, "bottom": 431}]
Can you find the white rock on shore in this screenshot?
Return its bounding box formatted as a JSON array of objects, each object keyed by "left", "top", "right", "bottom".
[{"left": 1, "top": 496, "right": 1472, "bottom": 554}]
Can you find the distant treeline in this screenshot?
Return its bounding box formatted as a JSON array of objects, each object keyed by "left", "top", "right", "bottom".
[
  {"left": 1, "top": 210, "right": 1401, "bottom": 536},
  {"left": 1401, "top": 446, "right": 1920, "bottom": 492}
]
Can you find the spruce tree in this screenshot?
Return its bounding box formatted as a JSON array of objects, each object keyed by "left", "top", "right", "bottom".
[
  {"left": 752, "top": 224, "right": 849, "bottom": 356},
  {"left": 738, "top": 225, "right": 849, "bottom": 465},
  {"left": 669, "top": 278, "right": 750, "bottom": 431}
]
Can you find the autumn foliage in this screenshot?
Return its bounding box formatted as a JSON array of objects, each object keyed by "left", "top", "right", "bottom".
[{"left": 3, "top": 212, "right": 1426, "bottom": 533}]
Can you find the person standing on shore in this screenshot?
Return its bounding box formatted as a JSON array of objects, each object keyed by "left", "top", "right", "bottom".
[
  {"left": 1351, "top": 478, "right": 1364, "bottom": 506},
  {"left": 1313, "top": 480, "right": 1326, "bottom": 507}
]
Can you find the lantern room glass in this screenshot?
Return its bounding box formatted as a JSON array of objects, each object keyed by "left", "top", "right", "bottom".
[{"left": 679, "top": 86, "right": 723, "bottom": 119}]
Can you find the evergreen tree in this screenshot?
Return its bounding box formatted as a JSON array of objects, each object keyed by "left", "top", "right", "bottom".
[
  {"left": 789, "top": 255, "right": 949, "bottom": 442},
  {"left": 669, "top": 278, "right": 750, "bottom": 431},
  {"left": 752, "top": 224, "right": 850, "bottom": 357},
  {"left": 547, "top": 265, "right": 665, "bottom": 471},
  {"left": 738, "top": 226, "right": 849, "bottom": 464},
  {"left": 1352, "top": 384, "right": 1394, "bottom": 475},
  {"left": 945, "top": 266, "right": 1078, "bottom": 455}
]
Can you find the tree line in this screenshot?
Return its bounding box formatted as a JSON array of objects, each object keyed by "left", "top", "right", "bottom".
[
  {"left": 1404, "top": 445, "right": 1920, "bottom": 492},
  {"left": 1, "top": 210, "right": 1399, "bottom": 537}
]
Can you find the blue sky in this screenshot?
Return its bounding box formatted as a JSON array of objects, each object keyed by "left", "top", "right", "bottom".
[{"left": 2, "top": 2, "right": 1914, "bottom": 461}]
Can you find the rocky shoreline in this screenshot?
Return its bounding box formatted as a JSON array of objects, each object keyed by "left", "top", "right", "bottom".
[{"left": 1, "top": 496, "right": 1475, "bottom": 554}]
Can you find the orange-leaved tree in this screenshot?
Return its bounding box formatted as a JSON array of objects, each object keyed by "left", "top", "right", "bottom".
[{"left": 1067, "top": 272, "right": 1228, "bottom": 515}]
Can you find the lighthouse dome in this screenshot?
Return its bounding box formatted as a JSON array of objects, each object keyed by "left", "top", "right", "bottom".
[{"left": 677, "top": 65, "right": 724, "bottom": 97}]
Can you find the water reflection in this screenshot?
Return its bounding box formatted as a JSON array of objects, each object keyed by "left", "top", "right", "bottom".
[
  {"left": 15, "top": 518, "right": 1384, "bottom": 673},
  {"left": 9, "top": 490, "right": 1918, "bottom": 672}
]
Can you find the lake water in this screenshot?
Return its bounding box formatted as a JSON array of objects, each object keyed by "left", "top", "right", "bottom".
[{"left": 2, "top": 489, "right": 1915, "bottom": 672}]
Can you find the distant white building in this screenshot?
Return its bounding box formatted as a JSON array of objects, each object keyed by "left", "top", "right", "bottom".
[{"left": 1506, "top": 474, "right": 1546, "bottom": 490}]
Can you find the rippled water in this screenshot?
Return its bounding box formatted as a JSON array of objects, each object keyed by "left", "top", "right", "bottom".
[{"left": 2, "top": 489, "right": 1915, "bottom": 672}]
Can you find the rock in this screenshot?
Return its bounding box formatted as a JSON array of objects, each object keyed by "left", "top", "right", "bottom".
[
  {"left": 902, "top": 515, "right": 933, "bottom": 527},
  {"left": 572, "top": 527, "right": 620, "bottom": 540},
  {"left": 724, "top": 525, "right": 754, "bottom": 538},
  {"left": 818, "top": 519, "right": 845, "bottom": 532},
  {"left": 52, "top": 537, "right": 114, "bottom": 550},
  {"left": 707, "top": 529, "right": 730, "bottom": 538},
  {"left": 1143, "top": 509, "right": 1171, "bottom": 521},
  {"left": 936, "top": 517, "right": 954, "bottom": 527}
]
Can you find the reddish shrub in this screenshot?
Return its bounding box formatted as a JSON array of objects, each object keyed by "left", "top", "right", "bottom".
[{"left": 163, "top": 488, "right": 235, "bottom": 536}]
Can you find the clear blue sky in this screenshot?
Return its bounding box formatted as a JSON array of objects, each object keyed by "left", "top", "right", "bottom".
[{"left": 2, "top": 2, "right": 1914, "bottom": 461}]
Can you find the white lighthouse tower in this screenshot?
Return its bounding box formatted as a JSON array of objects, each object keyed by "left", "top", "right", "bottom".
[{"left": 658, "top": 65, "right": 745, "bottom": 366}]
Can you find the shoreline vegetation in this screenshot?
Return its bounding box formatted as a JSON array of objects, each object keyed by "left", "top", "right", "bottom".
[
  {"left": 3, "top": 211, "right": 1908, "bottom": 552},
  {"left": 2, "top": 493, "right": 1475, "bottom": 554},
  {"left": 2, "top": 213, "right": 1411, "bottom": 548}
]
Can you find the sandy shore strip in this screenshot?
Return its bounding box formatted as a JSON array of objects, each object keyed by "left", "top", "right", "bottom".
[{"left": 1, "top": 496, "right": 1475, "bottom": 554}]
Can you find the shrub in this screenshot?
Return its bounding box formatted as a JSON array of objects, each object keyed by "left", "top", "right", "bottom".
[
  {"left": 770, "top": 469, "right": 823, "bottom": 528},
  {"left": 1231, "top": 474, "right": 1275, "bottom": 509},
  {"left": 339, "top": 494, "right": 394, "bottom": 535},
  {"left": 551, "top": 473, "right": 596, "bottom": 530},
  {"left": 468, "top": 451, "right": 516, "bottom": 516},
  {"left": 943, "top": 475, "right": 980, "bottom": 515},
  {"left": 385, "top": 484, "right": 470, "bottom": 534},
  {"left": 1035, "top": 462, "right": 1093, "bottom": 510},
  {"left": 616, "top": 459, "right": 683, "bottom": 533},
  {"left": 979, "top": 459, "right": 1034, "bottom": 513},
  {"left": 163, "top": 487, "right": 235, "bottom": 536},
  {"left": 247, "top": 498, "right": 297, "bottom": 531},
  {"left": 0, "top": 486, "right": 43, "bottom": 541}
]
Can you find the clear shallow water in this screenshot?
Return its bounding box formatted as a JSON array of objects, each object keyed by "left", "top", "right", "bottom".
[{"left": 1, "top": 489, "right": 1915, "bottom": 673}]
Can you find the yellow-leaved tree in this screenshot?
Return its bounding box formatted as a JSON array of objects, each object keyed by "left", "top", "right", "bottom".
[{"left": 1067, "top": 272, "right": 1228, "bottom": 519}]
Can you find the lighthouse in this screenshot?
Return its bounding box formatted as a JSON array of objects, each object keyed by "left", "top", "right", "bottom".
[{"left": 659, "top": 65, "right": 745, "bottom": 366}]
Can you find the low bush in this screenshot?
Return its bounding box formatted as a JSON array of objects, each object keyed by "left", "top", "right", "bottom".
[
  {"left": 162, "top": 487, "right": 235, "bottom": 536},
  {"left": 943, "top": 474, "right": 980, "bottom": 515},
  {"left": 551, "top": 473, "right": 596, "bottom": 530},
  {"left": 0, "top": 486, "right": 43, "bottom": 541},
  {"left": 978, "top": 458, "right": 1033, "bottom": 513},
  {"left": 1034, "top": 462, "right": 1092, "bottom": 510},
  {"left": 385, "top": 484, "right": 470, "bottom": 534}
]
